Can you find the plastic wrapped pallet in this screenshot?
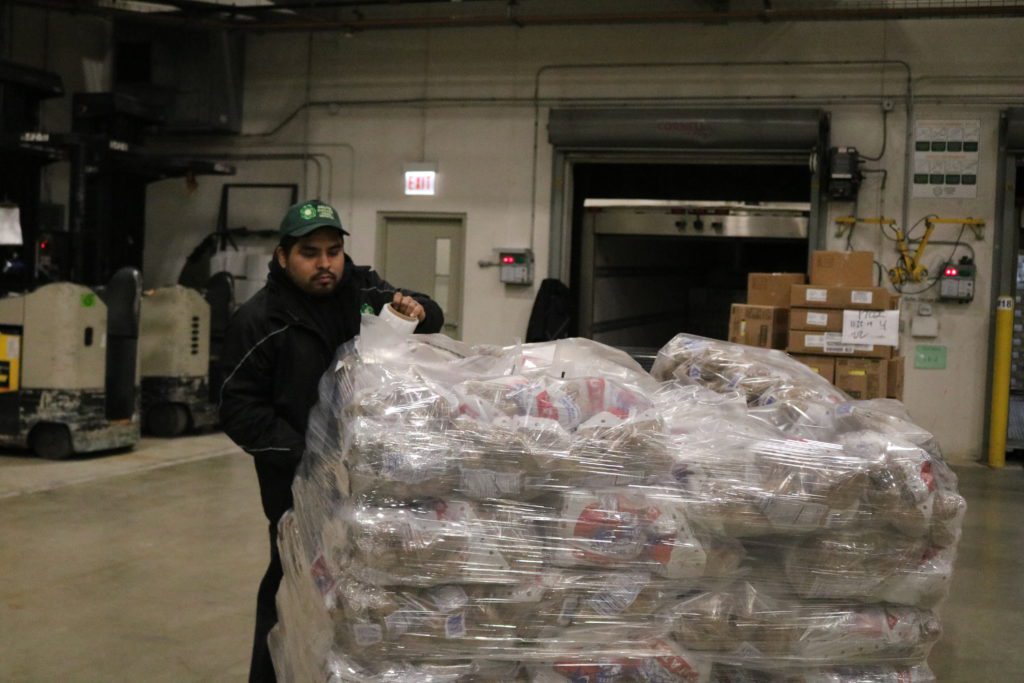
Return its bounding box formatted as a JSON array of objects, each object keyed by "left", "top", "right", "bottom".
[{"left": 270, "top": 324, "right": 963, "bottom": 682}]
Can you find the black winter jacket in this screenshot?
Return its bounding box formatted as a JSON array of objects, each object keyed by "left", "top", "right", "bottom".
[{"left": 219, "top": 256, "right": 444, "bottom": 523}]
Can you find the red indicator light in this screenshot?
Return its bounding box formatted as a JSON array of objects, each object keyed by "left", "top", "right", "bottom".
[
  {"left": 944, "top": 267, "right": 958, "bottom": 277},
  {"left": 40, "top": 240, "right": 48, "bottom": 250},
  {"left": 502, "top": 256, "right": 515, "bottom": 264}
]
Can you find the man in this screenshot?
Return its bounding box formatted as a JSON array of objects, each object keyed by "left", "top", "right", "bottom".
[{"left": 219, "top": 200, "right": 443, "bottom": 682}]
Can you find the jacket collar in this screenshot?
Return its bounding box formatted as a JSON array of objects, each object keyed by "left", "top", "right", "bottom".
[{"left": 264, "top": 254, "right": 356, "bottom": 326}]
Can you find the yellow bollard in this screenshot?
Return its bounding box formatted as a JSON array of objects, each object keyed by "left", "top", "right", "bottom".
[{"left": 988, "top": 295, "right": 1014, "bottom": 468}]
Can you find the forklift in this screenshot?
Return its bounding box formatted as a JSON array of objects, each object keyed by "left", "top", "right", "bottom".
[
  {"left": 0, "top": 62, "right": 142, "bottom": 459},
  {"left": 139, "top": 271, "right": 234, "bottom": 437},
  {"left": 0, "top": 72, "right": 233, "bottom": 457},
  {"left": 67, "top": 92, "right": 234, "bottom": 441},
  {"left": 0, "top": 268, "right": 141, "bottom": 459}
]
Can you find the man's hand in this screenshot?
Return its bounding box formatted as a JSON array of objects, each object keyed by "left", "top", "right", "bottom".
[{"left": 392, "top": 291, "right": 426, "bottom": 321}]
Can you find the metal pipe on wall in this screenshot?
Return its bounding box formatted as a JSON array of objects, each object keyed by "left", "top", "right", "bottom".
[
  {"left": 183, "top": 152, "right": 326, "bottom": 202},
  {"left": 157, "top": 140, "right": 356, "bottom": 229}
]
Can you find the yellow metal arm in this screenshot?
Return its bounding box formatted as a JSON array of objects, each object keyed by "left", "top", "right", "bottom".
[
  {"left": 833, "top": 215, "right": 985, "bottom": 286},
  {"left": 889, "top": 217, "right": 985, "bottom": 285}
]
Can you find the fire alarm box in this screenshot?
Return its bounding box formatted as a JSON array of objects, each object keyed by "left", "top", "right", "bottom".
[
  {"left": 938, "top": 257, "right": 975, "bottom": 303},
  {"left": 498, "top": 248, "right": 533, "bottom": 285}
]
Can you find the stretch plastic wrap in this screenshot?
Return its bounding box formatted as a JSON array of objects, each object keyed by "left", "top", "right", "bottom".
[{"left": 270, "top": 325, "right": 962, "bottom": 682}]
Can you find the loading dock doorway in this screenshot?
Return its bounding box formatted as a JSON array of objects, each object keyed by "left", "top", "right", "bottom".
[
  {"left": 573, "top": 162, "right": 811, "bottom": 347},
  {"left": 546, "top": 108, "right": 829, "bottom": 350}
]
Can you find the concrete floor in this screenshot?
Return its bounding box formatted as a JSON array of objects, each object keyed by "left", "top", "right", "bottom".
[
  {"left": 0, "top": 437, "right": 1021, "bottom": 682},
  {"left": 0, "top": 435, "right": 265, "bottom": 682}
]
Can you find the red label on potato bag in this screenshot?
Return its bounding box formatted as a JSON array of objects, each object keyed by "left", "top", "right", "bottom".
[
  {"left": 587, "top": 378, "right": 605, "bottom": 406},
  {"left": 310, "top": 554, "right": 336, "bottom": 596},
  {"left": 572, "top": 497, "right": 659, "bottom": 563},
  {"left": 535, "top": 390, "right": 559, "bottom": 420},
  {"left": 645, "top": 537, "right": 674, "bottom": 567},
  {"left": 920, "top": 461, "right": 936, "bottom": 492}
]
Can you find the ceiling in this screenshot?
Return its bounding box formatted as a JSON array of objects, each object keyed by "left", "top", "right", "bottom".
[{"left": 15, "top": 0, "right": 1024, "bottom": 31}]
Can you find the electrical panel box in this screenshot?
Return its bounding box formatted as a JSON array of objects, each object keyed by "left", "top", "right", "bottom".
[
  {"left": 498, "top": 248, "right": 534, "bottom": 285},
  {"left": 827, "top": 146, "right": 862, "bottom": 200},
  {"left": 938, "top": 258, "right": 975, "bottom": 303}
]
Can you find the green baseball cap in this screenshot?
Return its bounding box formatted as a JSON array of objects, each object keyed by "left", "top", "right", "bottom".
[{"left": 280, "top": 200, "right": 349, "bottom": 238}]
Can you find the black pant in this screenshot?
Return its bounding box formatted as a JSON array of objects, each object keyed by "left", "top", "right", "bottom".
[{"left": 249, "top": 522, "right": 282, "bottom": 683}]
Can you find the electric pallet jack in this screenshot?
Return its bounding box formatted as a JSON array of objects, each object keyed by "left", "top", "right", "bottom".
[
  {"left": 0, "top": 267, "right": 141, "bottom": 459},
  {"left": 139, "top": 272, "right": 234, "bottom": 437}
]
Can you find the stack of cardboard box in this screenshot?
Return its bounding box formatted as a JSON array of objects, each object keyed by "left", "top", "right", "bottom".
[
  {"left": 786, "top": 251, "right": 905, "bottom": 400},
  {"left": 729, "top": 273, "right": 805, "bottom": 350}
]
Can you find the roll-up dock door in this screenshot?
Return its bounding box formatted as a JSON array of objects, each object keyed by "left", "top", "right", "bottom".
[{"left": 546, "top": 108, "right": 830, "bottom": 350}]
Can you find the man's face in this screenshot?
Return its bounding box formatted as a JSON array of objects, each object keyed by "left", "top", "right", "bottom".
[{"left": 276, "top": 227, "right": 345, "bottom": 296}]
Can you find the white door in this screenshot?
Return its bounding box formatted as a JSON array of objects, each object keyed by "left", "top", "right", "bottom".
[{"left": 378, "top": 214, "right": 465, "bottom": 339}]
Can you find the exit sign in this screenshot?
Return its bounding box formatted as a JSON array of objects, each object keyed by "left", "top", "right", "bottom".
[{"left": 404, "top": 170, "right": 436, "bottom": 196}]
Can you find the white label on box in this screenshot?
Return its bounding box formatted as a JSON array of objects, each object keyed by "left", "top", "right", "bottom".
[
  {"left": 842, "top": 310, "right": 900, "bottom": 346},
  {"left": 806, "top": 312, "right": 829, "bottom": 327},
  {"left": 805, "top": 334, "right": 827, "bottom": 348},
  {"left": 805, "top": 288, "right": 828, "bottom": 303},
  {"left": 850, "top": 290, "right": 874, "bottom": 305},
  {"left": 823, "top": 332, "right": 874, "bottom": 354}
]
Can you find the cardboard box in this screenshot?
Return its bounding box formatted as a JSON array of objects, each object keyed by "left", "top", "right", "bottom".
[
  {"left": 790, "top": 308, "right": 844, "bottom": 332},
  {"left": 792, "top": 354, "right": 836, "bottom": 383},
  {"left": 729, "top": 304, "right": 789, "bottom": 349},
  {"left": 747, "top": 273, "right": 806, "bottom": 307},
  {"left": 887, "top": 356, "right": 905, "bottom": 400},
  {"left": 787, "top": 330, "right": 892, "bottom": 359},
  {"left": 790, "top": 285, "right": 891, "bottom": 311},
  {"left": 835, "top": 358, "right": 889, "bottom": 400},
  {"left": 810, "top": 251, "right": 875, "bottom": 287}
]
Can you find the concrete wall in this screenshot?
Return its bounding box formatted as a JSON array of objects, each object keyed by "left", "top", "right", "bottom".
[{"left": 10, "top": 13, "right": 1022, "bottom": 462}]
